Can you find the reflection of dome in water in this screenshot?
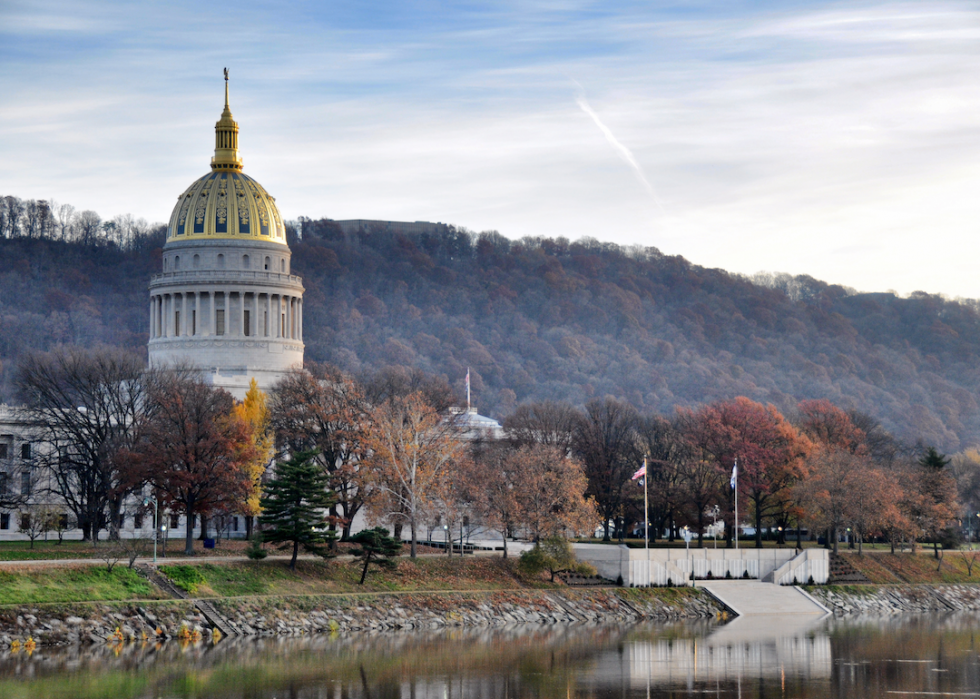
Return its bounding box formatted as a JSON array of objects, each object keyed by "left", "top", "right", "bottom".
[
  {"left": 165, "top": 76, "right": 286, "bottom": 246},
  {"left": 148, "top": 72, "right": 304, "bottom": 399}
]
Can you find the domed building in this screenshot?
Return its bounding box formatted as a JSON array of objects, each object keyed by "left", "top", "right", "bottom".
[{"left": 148, "top": 72, "right": 304, "bottom": 398}]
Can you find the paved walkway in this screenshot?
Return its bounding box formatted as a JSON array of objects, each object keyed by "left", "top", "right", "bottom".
[{"left": 699, "top": 580, "right": 830, "bottom": 616}]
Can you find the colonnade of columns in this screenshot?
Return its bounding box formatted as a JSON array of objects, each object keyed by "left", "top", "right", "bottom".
[{"left": 149, "top": 290, "right": 302, "bottom": 341}]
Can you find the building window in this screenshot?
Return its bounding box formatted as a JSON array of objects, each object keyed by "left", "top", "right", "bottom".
[
  {"left": 170, "top": 513, "right": 180, "bottom": 529},
  {"left": 134, "top": 513, "right": 144, "bottom": 529},
  {"left": 244, "top": 310, "right": 251, "bottom": 337},
  {"left": 174, "top": 255, "right": 180, "bottom": 271},
  {"left": 0, "top": 473, "right": 6, "bottom": 494},
  {"left": 232, "top": 517, "right": 239, "bottom": 532},
  {"left": 192, "top": 310, "right": 197, "bottom": 336},
  {"left": 20, "top": 471, "right": 30, "bottom": 496},
  {"left": 118, "top": 513, "right": 126, "bottom": 529},
  {"left": 193, "top": 254, "right": 200, "bottom": 269},
  {"left": 59, "top": 514, "right": 69, "bottom": 530},
  {"left": 264, "top": 311, "right": 269, "bottom": 337},
  {"left": 19, "top": 513, "right": 30, "bottom": 531},
  {"left": 0, "top": 513, "right": 9, "bottom": 530},
  {"left": 215, "top": 309, "right": 225, "bottom": 336},
  {"left": 217, "top": 253, "right": 225, "bottom": 268},
  {"left": 21, "top": 443, "right": 31, "bottom": 460},
  {"left": 264, "top": 256, "right": 270, "bottom": 270},
  {"left": 242, "top": 254, "right": 250, "bottom": 269},
  {"left": 0, "top": 444, "right": 7, "bottom": 459},
  {"left": 281, "top": 259, "right": 285, "bottom": 273},
  {"left": 175, "top": 310, "right": 180, "bottom": 337}
]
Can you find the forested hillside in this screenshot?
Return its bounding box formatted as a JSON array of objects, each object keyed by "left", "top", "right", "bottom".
[{"left": 2, "top": 195, "right": 980, "bottom": 451}]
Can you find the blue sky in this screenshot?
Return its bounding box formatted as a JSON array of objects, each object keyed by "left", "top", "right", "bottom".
[{"left": 2, "top": 1, "right": 979, "bottom": 297}]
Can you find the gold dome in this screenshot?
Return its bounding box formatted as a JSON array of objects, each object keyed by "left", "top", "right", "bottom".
[{"left": 166, "top": 70, "right": 286, "bottom": 246}]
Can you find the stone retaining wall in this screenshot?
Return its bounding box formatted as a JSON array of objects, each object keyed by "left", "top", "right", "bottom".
[
  {"left": 0, "top": 588, "right": 723, "bottom": 648},
  {"left": 809, "top": 584, "right": 980, "bottom": 615}
]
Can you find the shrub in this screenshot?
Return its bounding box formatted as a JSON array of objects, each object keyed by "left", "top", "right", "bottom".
[{"left": 245, "top": 539, "right": 268, "bottom": 560}]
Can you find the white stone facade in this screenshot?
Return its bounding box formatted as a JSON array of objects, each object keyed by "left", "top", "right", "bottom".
[{"left": 148, "top": 238, "right": 304, "bottom": 400}]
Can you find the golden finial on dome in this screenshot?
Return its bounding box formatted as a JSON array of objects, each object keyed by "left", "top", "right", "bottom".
[{"left": 211, "top": 68, "right": 243, "bottom": 171}]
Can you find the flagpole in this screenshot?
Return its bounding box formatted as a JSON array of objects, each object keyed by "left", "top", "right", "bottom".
[
  {"left": 643, "top": 456, "right": 649, "bottom": 584},
  {"left": 733, "top": 459, "right": 738, "bottom": 551}
]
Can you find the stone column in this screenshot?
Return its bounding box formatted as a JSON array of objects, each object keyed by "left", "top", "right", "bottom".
[
  {"left": 266, "top": 293, "right": 272, "bottom": 337},
  {"left": 298, "top": 298, "right": 303, "bottom": 340},
  {"left": 239, "top": 290, "right": 246, "bottom": 337}
]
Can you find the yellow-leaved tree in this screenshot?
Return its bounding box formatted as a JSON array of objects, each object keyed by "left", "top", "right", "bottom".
[{"left": 234, "top": 378, "right": 274, "bottom": 539}]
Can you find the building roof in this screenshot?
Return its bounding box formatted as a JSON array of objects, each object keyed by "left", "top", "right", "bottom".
[{"left": 165, "top": 71, "right": 287, "bottom": 248}]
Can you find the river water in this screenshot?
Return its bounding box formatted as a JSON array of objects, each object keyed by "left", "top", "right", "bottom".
[{"left": 1, "top": 613, "right": 979, "bottom": 699}]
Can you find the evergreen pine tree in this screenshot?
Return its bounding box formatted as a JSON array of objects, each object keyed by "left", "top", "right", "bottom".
[
  {"left": 348, "top": 527, "right": 402, "bottom": 584},
  {"left": 259, "top": 450, "right": 338, "bottom": 570}
]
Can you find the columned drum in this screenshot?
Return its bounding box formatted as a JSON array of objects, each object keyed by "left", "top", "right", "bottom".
[{"left": 148, "top": 73, "right": 303, "bottom": 399}]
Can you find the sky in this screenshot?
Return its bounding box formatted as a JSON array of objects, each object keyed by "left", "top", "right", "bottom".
[{"left": 2, "top": 1, "right": 979, "bottom": 298}]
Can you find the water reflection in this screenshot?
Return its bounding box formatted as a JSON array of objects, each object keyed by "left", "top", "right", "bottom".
[{"left": 1, "top": 614, "right": 980, "bottom": 698}]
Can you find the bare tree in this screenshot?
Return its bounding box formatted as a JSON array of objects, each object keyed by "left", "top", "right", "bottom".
[
  {"left": 573, "top": 398, "right": 641, "bottom": 541},
  {"left": 16, "top": 347, "right": 155, "bottom": 541},
  {"left": 55, "top": 202, "right": 76, "bottom": 241},
  {"left": 503, "top": 400, "right": 579, "bottom": 454}
]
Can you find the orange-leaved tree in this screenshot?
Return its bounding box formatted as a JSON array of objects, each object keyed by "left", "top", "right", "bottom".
[
  {"left": 133, "top": 373, "right": 255, "bottom": 555},
  {"left": 363, "top": 392, "right": 465, "bottom": 558},
  {"left": 232, "top": 378, "right": 274, "bottom": 540}
]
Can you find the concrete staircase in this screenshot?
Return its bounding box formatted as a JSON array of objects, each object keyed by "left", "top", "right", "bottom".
[
  {"left": 828, "top": 552, "right": 872, "bottom": 584},
  {"left": 699, "top": 580, "right": 829, "bottom": 616}
]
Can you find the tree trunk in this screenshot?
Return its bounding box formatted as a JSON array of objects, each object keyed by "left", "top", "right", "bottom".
[
  {"left": 832, "top": 526, "right": 839, "bottom": 554},
  {"left": 410, "top": 519, "right": 417, "bottom": 559},
  {"left": 934, "top": 540, "right": 940, "bottom": 559},
  {"left": 754, "top": 499, "right": 763, "bottom": 549},
  {"left": 359, "top": 554, "right": 371, "bottom": 584},
  {"left": 198, "top": 514, "right": 208, "bottom": 541},
  {"left": 185, "top": 509, "right": 195, "bottom": 556},
  {"left": 602, "top": 519, "right": 611, "bottom": 542},
  {"left": 245, "top": 516, "right": 253, "bottom": 540},
  {"left": 502, "top": 532, "right": 508, "bottom": 559},
  {"left": 290, "top": 539, "right": 299, "bottom": 571}
]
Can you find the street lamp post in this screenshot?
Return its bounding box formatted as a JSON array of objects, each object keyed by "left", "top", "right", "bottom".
[
  {"left": 682, "top": 526, "right": 693, "bottom": 587},
  {"left": 143, "top": 496, "right": 158, "bottom": 564}
]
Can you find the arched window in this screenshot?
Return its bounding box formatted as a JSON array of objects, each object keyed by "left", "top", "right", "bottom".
[
  {"left": 280, "top": 259, "right": 286, "bottom": 273},
  {"left": 193, "top": 254, "right": 200, "bottom": 269},
  {"left": 264, "top": 256, "right": 270, "bottom": 270},
  {"left": 242, "top": 254, "right": 250, "bottom": 269},
  {"left": 174, "top": 256, "right": 180, "bottom": 271},
  {"left": 217, "top": 254, "right": 225, "bottom": 269}
]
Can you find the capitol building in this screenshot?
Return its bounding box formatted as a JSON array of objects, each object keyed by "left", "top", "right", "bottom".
[{"left": 148, "top": 73, "right": 304, "bottom": 398}]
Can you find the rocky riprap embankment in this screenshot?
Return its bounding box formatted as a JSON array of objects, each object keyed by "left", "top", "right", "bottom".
[
  {"left": 0, "top": 601, "right": 210, "bottom": 648},
  {"left": 0, "top": 589, "right": 723, "bottom": 647},
  {"left": 810, "top": 585, "right": 980, "bottom": 615}
]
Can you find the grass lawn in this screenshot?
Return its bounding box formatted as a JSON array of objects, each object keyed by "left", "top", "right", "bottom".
[
  {"left": 0, "top": 537, "right": 257, "bottom": 561},
  {"left": 840, "top": 549, "right": 980, "bottom": 584},
  {"left": 0, "top": 566, "right": 166, "bottom": 605},
  {"left": 158, "top": 556, "right": 553, "bottom": 598}
]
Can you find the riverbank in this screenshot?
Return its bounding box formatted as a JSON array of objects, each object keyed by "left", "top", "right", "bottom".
[
  {"left": 0, "top": 587, "right": 724, "bottom": 647},
  {"left": 808, "top": 584, "right": 980, "bottom": 616}
]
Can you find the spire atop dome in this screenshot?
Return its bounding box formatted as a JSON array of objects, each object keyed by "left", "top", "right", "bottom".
[{"left": 211, "top": 68, "right": 243, "bottom": 171}]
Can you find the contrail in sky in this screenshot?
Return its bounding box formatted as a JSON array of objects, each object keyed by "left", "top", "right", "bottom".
[{"left": 575, "top": 91, "right": 664, "bottom": 214}]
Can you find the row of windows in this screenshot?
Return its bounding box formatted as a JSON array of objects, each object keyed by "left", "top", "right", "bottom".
[
  {"left": 164, "top": 254, "right": 287, "bottom": 273},
  {"left": 0, "top": 512, "right": 242, "bottom": 532},
  {"left": 0, "top": 472, "right": 34, "bottom": 496},
  {"left": 0, "top": 443, "right": 31, "bottom": 460}
]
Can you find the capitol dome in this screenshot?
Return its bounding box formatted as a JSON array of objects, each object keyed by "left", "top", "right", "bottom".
[
  {"left": 149, "top": 71, "right": 304, "bottom": 399},
  {"left": 165, "top": 76, "right": 286, "bottom": 246}
]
